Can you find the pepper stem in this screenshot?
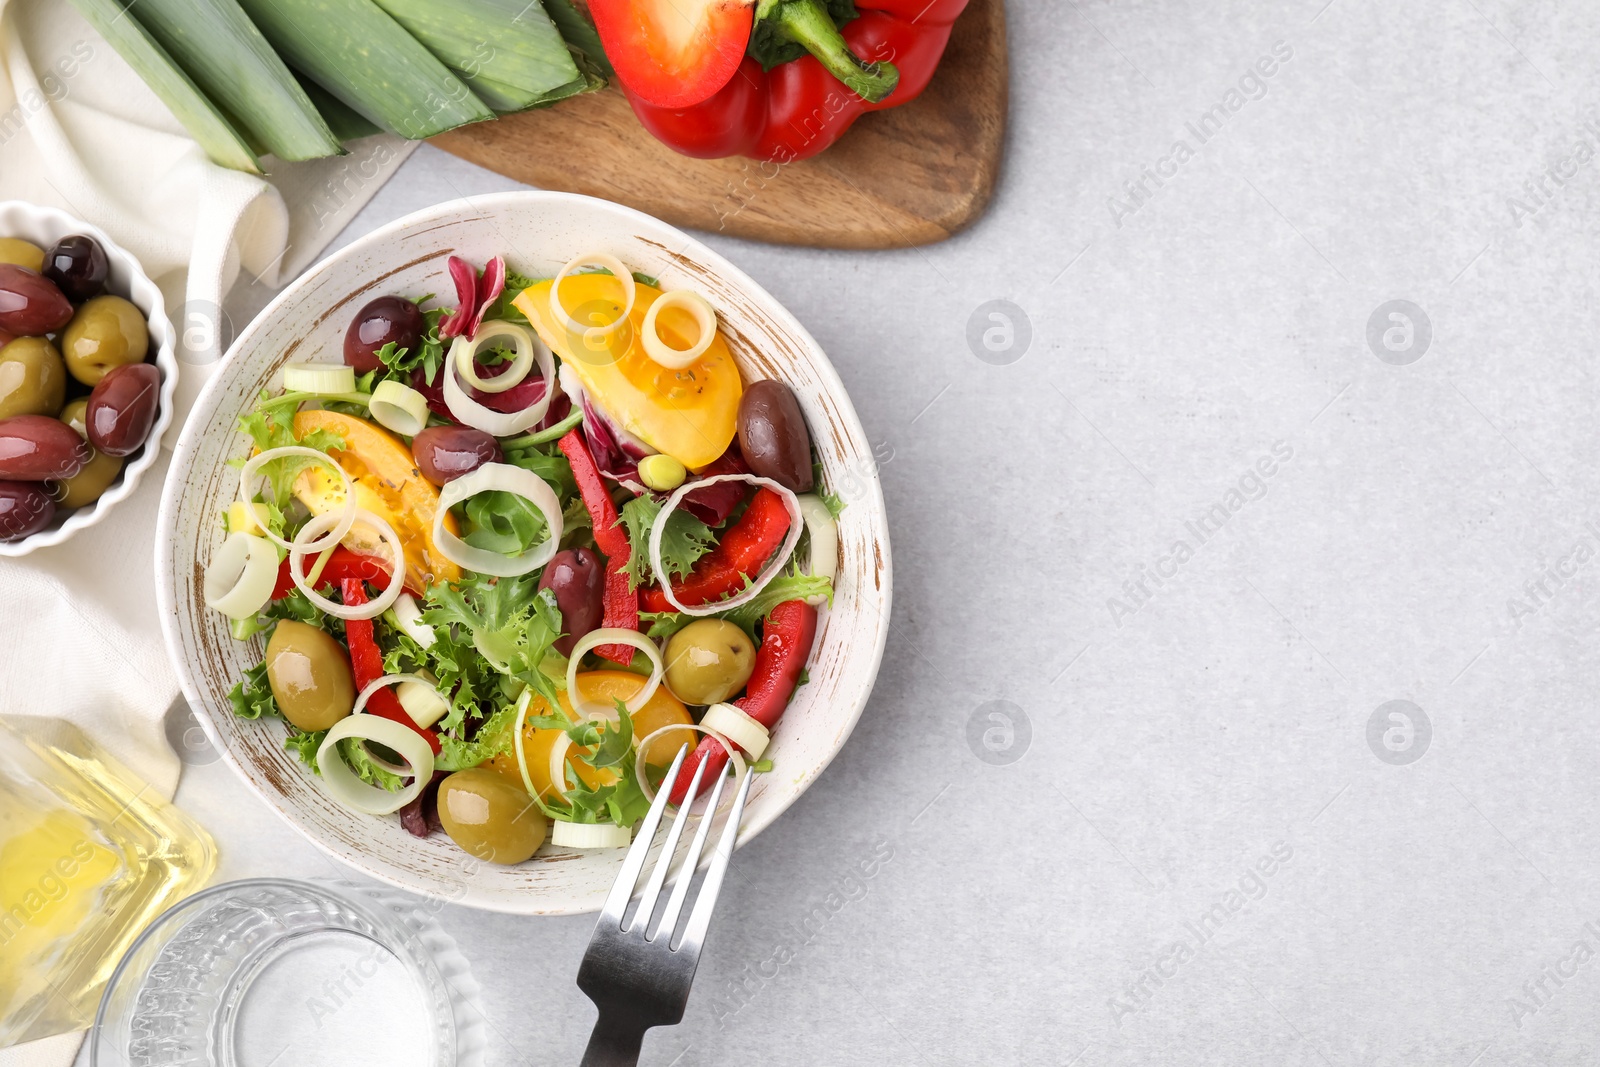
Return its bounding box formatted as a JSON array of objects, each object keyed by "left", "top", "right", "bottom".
[{"left": 768, "top": 0, "right": 900, "bottom": 103}]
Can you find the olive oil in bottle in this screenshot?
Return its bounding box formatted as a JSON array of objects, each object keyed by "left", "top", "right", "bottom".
[{"left": 0, "top": 717, "right": 215, "bottom": 1046}]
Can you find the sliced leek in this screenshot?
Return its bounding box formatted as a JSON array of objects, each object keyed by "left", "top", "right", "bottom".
[
  {"left": 317, "top": 709, "right": 434, "bottom": 815},
  {"left": 551, "top": 821, "right": 632, "bottom": 848},
  {"left": 122, "top": 0, "right": 343, "bottom": 162},
  {"left": 369, "top": 380, "right": 429, "bottom": 436},
  {"left": 203, "top": 532, "right": 279, "bottom": 619},
  {"left": 64, "top": 0, "right": 260, "bottom": 172},
  {"left": 391, "top": 593, "right": 437, "bottom": 649},
  {"left": 282, "top": 362, "right": 357, "bottom": 394},
  {"left": 700, "top": 702, "right": 770, "bottom": 760},
  {"left": 432, "top": 463, "right": 563, "bottom": 576},
  {"left": 397, "top": 677, "right": 449, "bottom": 729},
  {"left": 235, "top": 0, "right": 495, "bottom": 139}
]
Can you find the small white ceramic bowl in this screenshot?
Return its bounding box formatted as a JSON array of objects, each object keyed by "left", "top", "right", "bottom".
[
  {"left": 0, "top": 201, "right": 178, "bottom": 557},
  {"left": 155, "top": 192, "right": 892, "bottom": 914}
]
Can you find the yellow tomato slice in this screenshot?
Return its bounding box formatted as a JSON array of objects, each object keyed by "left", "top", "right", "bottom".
[
  {"left": 513, "top": 275, "right": 741, "bottom": 470},
  {"left": 487, "top": 670, "right": 696, "bottom": 798},
  {"left": 290, "top": 409, "right": 460, "bottom": 591}
]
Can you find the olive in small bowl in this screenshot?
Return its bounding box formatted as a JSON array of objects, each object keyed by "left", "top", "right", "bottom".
[
  {"left": 664, "top": 618, "right": 757, "bottom": 705},
  {"left": 0, "top": 415, "right": 90, "bottom": 481},
  {"left": 0, "top": 336, "right": 67, "bottom": 420},
  {"left": 62, "top": 294, "right": 149, "bottom": 386},
  {"left": 87, "top": 362, "right": 161, "bottom": 456},
  {"left": 437, "top": 768, "right": 548, "bottom": 864},
  {"left": 0, "top": 263, "right": 73, "bottom": 337},
  {"left": 0, "top": 239, "right": 44, "bottom": 273},
  {"left": 0, "top": 481, "right": 55, "bottom": 542},
  {"left": 42, "top": 235, "right": 108, "bottom": 303},
  {"left": 50, "top": 399, "right": 122, "bottom": 510}
]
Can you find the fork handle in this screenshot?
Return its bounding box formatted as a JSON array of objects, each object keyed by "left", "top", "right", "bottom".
[{"left": 579, "top": 1014, "right": 649, "bottom": 1067}]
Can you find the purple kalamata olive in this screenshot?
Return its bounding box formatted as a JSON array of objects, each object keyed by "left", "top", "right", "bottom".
[
  {"left": 736, "top": 379, "right": 813, "bottom": 493},
  {"left": 86, "top": 363, "right": 160, "bottom": 457},
  {"left": 41, "top": 235, "right": 108, "bottom": 303},
  {"left": 0, "top": 480, "right": 55, "bottom": 540},
  {"left": 0, "top": 264, "right": 73, "bottom": 337},
  {"left": 344, "top": 296, "right": 425, "bottom": 374},
  {"left": 0, "top": 415, "right": 89, "bottom": 480},
  {"left": 411, "top": 425, "right": 502, "bottom": 486},
  {"left": 538, "top": 547, "right": 605, "bottom": 657}
]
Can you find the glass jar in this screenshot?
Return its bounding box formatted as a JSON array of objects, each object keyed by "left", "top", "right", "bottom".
[{"left": 0, "top": 716, "right": 215, "bottom": 1046}]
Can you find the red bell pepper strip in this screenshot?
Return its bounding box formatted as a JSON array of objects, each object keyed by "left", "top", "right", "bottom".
[
  {"left": 340, "top": 578, "right": 441, "bottom": 754},
  {"left": 639, "top": 486, "right": 791, "bottom": 612},
  {"left": 558, "top": 429, "right": 638, "bottom": 665},
  {"left": 622, "top": 0, "right": 968, "bottom": 163},
  {"left": 587, "top": 0, "right": 755, "bottom": 109},
  {"left": 669, "top": 599, "right": 817, "bottom": 803},
  {"left": 270, "top": 546, "right": 403, "bottom": 600}
]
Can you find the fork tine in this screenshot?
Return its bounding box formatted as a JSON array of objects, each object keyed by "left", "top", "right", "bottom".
[
  {"left": 676, "top": 768, "right": 755, "bottom": 955},
  {"left": 628, "top": 751, "right": 710, "bottom": 936},
  {"left": 652, "top": 761, "right": 733, "bottom": 941},
  {"left": 597, "top": 743, "right": 689, "bottom": 929}
]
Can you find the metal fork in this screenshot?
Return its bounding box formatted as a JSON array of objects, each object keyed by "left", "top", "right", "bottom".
[{"left": 576, "top": 744, "right": 755, "bottom": 1067}]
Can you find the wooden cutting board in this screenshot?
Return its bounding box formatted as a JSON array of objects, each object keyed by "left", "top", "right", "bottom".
[{"left": 429, "top": 0, "right": 1007, "bottom": 249}]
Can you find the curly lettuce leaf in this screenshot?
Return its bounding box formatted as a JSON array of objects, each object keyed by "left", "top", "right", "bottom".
[
  {"left": 227, "top": 662, "right": 277, "bottom": 720},
  {"left": 618, "top": 495, "right": 715, "bottom": 591},
  {"left": 234, "top": 397, "right": 347, "bottom": 518},
  {"left": 421, "top": 575, "right": 564, "bottom": 709}
]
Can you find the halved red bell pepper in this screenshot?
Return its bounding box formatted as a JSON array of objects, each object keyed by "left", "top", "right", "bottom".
[
  {"left": 639, "top": 486, "right": 791, "bottom": 612},
  {"left": 558, "top": 429, "right": 638, "bottom": 665},
  {"left": 342, "top": 578, "right": 441, "bottom": 755},
  {"left": 670, "top": 598, "right": 817, "bottom": 803},
  {"left": 587, "top": 0, "right": 755, "bottom": 109},
  {"left": 624, "top": 0, "right": 968, "bottom": 162},
  {"left": 270, "top": 546, "right": 403, "bottom": 600}
]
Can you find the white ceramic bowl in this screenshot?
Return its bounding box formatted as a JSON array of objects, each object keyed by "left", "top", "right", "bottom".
[
  {"left": 155, "top": 192, "right": 892, "bottom": 914},
  {"left": 0, "top": 201, "right": 178, "bottom": 556}
]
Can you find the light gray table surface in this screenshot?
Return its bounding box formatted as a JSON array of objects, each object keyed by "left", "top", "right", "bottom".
[{"left": 148, "top": 1, "right": 1600, "bottom": 1063}]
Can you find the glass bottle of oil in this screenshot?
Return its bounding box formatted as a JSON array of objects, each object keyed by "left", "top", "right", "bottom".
[{"left": 0, "top": 716, "right": 216, "bottom": 1047}]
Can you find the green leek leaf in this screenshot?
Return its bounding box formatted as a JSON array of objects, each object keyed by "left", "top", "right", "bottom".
[
  {"left": 64, "top": 0, "right": 260, "bottom": 172},
  {"left": 121, "top": 0, "right": 343, "bottom": 161},
  {"left": 369, "top": 0, "right": 581, "bottom": 106},
  {"left": 234, "top": 0, "right": 495, "bottom": 139}
]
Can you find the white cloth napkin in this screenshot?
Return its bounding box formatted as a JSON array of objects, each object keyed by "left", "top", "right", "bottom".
[{"left": 0, "top": 2, "right": 414, "bottom": 1064}]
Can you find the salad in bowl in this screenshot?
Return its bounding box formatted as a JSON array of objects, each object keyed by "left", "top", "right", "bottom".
[{"left": 160, "top": 189, "right": 889, "bottom": 908}]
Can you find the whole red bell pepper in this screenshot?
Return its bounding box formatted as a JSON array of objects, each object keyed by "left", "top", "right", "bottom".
[
  {"left": 669, "top": 599, "right": 817, "bottom": 803},
  {"left": 559, "top": 429, "right": 638, "bottom": 665},
  {"left": 619, "top": 0, "right": 969, "bottom": 162},
  {"left": 341, "top": 578, "right": 441, "bottom": 755},
  {"left": 639, "top": 486, "right": 791, "bottom": 612}
]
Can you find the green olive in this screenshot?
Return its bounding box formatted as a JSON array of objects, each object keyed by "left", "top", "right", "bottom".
[
  {"left": 0, "top": 239, "right": 44, "bottom": 273},
  {"left": 59, "top": 398, "right": 88, "bottom": 438},
  {"left": 264, "top": 620, "right": 355, "bottom": 732},
  {"left": 50, "top": 402, "right": 122, "bottom": 509},
  {"left": 437, "top": 768, "right": 548, "bottom": 864},
  {"left": 0, "top": 336, "right": 66, "bottom": 419},
  {"left": 663, "top": 619, "right": 756, "bottom": 706},
  {"left": 62, "top": 295, "right": 148, "bottom": 386}
]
